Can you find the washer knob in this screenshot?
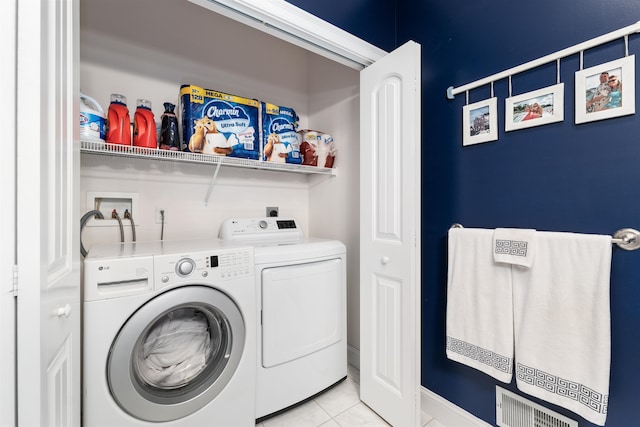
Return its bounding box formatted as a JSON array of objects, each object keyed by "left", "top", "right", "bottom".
[
  {"left": 176, "top": 258, "right": 195, "bottom": 276},
  {"left": 259, "top": 220, "right": 268, "bottom": 229}
]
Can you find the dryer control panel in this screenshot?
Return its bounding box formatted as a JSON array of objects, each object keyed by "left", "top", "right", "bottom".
[
  {"left": 219, "top": 217, "right": 303, "bottom": 242},
  {"left": 154, "top": 247, "right": 254, "bottom": 289}
]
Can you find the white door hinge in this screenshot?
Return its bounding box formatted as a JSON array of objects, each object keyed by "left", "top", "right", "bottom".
[{"left": 12, "top": 265, "right": 18, "bottom": 297}]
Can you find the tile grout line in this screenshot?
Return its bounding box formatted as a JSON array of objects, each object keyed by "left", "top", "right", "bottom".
[{"left": 315, "top": 397, "right": 362, "bottom": 426}]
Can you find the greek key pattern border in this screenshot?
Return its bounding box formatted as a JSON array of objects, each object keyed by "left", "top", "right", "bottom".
[
  {"left": 495, "top": 239, "right": 528, "bottom": 257},
  {"left": 447, "top": 336, "right": 513, "bottom": 374},
  {"left": 516, "top": 363, "right": 608, "bottom": 415}
]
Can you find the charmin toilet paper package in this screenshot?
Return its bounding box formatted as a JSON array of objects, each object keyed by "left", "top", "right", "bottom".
[
  {"left": 298, "top": 130, "right": 336, "bottom": 168},
  {"left": 180, "top": 84, "right": 260, "bottom": 159},
  {"left": 261, "top": 103, "right": 301, "bottom": 164}
]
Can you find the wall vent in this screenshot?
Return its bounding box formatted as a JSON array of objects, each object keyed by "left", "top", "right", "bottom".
[{"left": 496, "top": 386, "right": 578, "bottom": 427}]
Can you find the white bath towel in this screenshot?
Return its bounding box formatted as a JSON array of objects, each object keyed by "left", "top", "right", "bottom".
[
  {"left": 446, "top": 227, "right": 514, "bottom": 382},
  {"left": 512, "top": 231, "right": 612, "bottom": 426},
  {"left": 493, "top": 228, "right": 536, "bottom": 268}
]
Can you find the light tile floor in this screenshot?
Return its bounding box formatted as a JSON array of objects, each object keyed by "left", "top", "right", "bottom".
[{"left": 255, "top": 365, "right": 446, "bottom": 427}]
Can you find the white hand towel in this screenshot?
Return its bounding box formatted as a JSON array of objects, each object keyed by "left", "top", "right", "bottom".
[
  {"left": 446, "top": 227, "right": 514, "bottom": 382},
  {"left": 493, "top": 228, "right": 536, "bottom": 268},
  {"left": 512, "top": 231, "right": 612, "bottom": 426}
]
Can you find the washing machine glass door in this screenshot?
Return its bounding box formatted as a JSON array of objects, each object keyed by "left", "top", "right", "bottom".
[{"left": 107, "top": 285, "right": 245, "bottom": 422}]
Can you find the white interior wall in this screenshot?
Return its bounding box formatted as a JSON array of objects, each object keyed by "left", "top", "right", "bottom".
[
  {"left": 79, "top": 0, "right": 313, "bottom": 248},
  {"left": 79, "top": 0, "right": 361, "bottom": 351},
  {"left": 80, "top": 156, "right": 311, "bottom": 246},
  {"left": 79, "top": 0, "right": 311, "bottom": 111},
  {"left": 79, "top": 39, "right": 313, "bottom": 248}
]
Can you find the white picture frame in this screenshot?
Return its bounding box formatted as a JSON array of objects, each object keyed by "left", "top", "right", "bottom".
[
  {"left": 462, "top": 97, "right": 498, "bottom": 146},
  {"left": 575, "top": 55, "right": 635, "bottom": 124},
  {"left": 505, "top": 83, "right": 564, "bottom": 131}
]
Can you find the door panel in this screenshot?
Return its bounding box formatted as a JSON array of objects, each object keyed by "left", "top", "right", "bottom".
[
  {"left": 16, "top": 0, "right": 80, "bottom": 426},
  {"left": 373, "top": 275, "right": 402, "bottom": 390},
  {"left": 262, "top": 259, "right": 344, "bottom": 367},
  {"left": 360, "top": 40, "right": 421, "bottom": 427},
  {"left": 374, "top": 75, "right": 403, "bottom": 242}
]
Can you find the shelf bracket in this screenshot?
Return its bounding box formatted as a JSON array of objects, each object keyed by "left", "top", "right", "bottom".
[{"left": 204, "top": 156, "right": 224, "bottom": 206}]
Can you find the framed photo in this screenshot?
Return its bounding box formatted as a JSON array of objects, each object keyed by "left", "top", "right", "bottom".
[
  {"left": 575, "top": 55, "right": 635, "bottom": 124},
  {"left": 462, "top": 97, "right": 498, "bottom": 146},
  {"left": 505, "top": 83, "right": 564, "bottom": 131}
]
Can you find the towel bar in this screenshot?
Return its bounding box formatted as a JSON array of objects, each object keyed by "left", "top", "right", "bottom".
[
  {"left": 612, "top": 228, "right": 640, "bottom": 251},
  {"left": 449, "top": 224, "right": 640, "bottom": 251}
]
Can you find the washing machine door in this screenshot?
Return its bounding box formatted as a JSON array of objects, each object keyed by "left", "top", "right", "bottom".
[{"left": 107, "top": 285, "right": 245, "bottom": 422}]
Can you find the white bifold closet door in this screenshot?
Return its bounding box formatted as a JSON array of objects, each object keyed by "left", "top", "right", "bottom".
[
  {"left": 16, "top": 0, "right": 81, "bottom": 426},
  {"left": 360, "top": 40, "right": 422, "bottom": 427}
]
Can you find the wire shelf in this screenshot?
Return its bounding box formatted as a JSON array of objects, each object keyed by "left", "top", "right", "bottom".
[{"left": 80, "top": 140, "right": 337, "bottom": 176}]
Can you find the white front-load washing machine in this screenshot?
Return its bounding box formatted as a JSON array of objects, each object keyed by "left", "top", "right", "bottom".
[
  {"left": 82, "top": 238, "right": 256, "bottom": 427},
  {"left": 219, "top": 218, "right": 347, "bottom": 420}
]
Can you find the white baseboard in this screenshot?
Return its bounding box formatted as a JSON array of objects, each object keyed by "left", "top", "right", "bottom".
[
  {"left": 348, "top": 346, "right": 488, "bottom": 427},
  {"left": 420, "top": 387, "right": 492, "bottom": 427}
]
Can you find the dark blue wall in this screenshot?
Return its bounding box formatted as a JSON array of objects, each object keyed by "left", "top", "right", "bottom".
[
  {"left": 289, "top": 1, "right": 640, "bottom": 426},
  {"left": 284, "top": 0, "right": 396, "bottom": 52},
  {"left": 402, "top": 1, "right": 640, "bottom": 426}
]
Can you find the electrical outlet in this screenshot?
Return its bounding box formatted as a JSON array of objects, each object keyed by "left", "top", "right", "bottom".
[
  {"left": 156, "top": 208, "right": 167, "bottom": 224},
  {"left": 266, "top": 206, "right": 279, "bottom": 217}
]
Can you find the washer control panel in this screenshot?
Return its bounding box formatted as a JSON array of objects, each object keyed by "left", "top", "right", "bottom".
[{"left": 154, "top": 247, "right": 254, "bottom": 289}]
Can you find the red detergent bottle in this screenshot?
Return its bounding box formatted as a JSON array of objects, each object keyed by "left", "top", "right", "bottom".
[
  {"left": 133, "top": 99, "right": 157, "bottom": 149},
  {"left": 106, "top": 94, "right": 131, "bottom": 145}
]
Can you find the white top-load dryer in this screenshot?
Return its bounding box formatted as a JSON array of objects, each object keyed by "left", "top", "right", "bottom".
[{"left": 219, "top": 218, "right": 347, "bottom": 420}]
